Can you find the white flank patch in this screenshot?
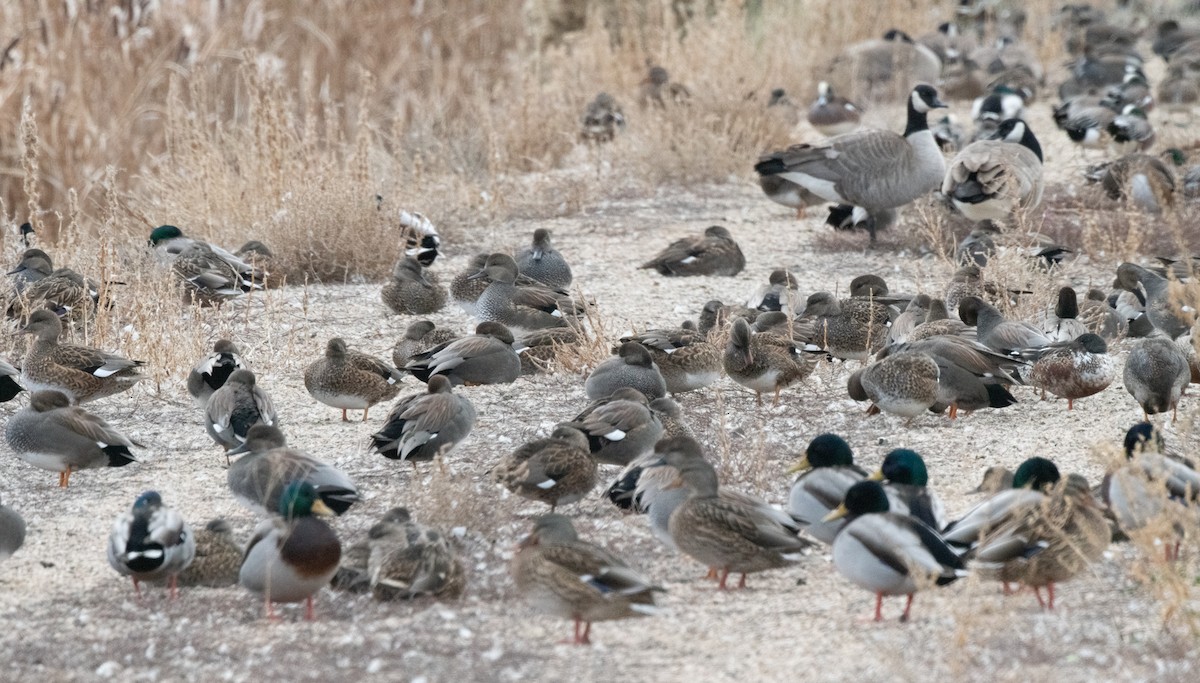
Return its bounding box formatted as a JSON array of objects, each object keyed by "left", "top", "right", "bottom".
[{"left": 603, "top": 429, "right": 627, "bottom": 441}]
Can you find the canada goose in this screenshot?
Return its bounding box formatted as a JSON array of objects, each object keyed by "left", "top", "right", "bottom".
[
  {"left": 1107, "top": 106, "right": 1155, "bottom": 155},
  {"left": 825, "top": 31, "right": 942, "bottom": 103},
  {"left": 941, "top": 117, "right": 1044, "bottom": 223},
  {"left": 754, "top": 85, "right": 948, "bottom": 244},
  {"left": 806, "top": 82, "right": 862, "bottom": 137}
]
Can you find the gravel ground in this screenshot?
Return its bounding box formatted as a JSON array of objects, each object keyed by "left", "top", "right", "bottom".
[{"left": 2, "top": 102, "right": 1200, "bottom": 683}]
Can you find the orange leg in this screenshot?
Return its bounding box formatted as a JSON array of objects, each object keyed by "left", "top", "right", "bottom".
[
  {"left": 873, "top": 593, "right": 885, "bottom": 622},
  {"left": 264, "top": 596, "right": 280, "bottom": 621},
  {"left": 772, "top": 387, "right": 782, "bottom": 406},
  {"left": 58, "top": 466, "right": 73, "bottom": 488},
  {"left": 948, "top": 405, "right": 958, "bottom": 420},
  {"left": 341, "top": 408, "right": 349, "bottom": 422},
  {"left": 900, "top": 594, "right": 915, "bottom": 622},
  {"left": 704, "top": 567, "right": 718, "bottom": 580},
  {"left": 131, "top": 577, "right": 143, "bottom": 600},
  {"left": 168, "top": 574, "right": 179, "bottom": 601},
  {"left": 1067, "top": 398, "right": 1074, "bottom": 410},
  {"left": 737, "top": 573, "right": 748, "bottom": 589},
  {"left": 716, "top": 568, "right": 732, "bottom": 590},
  {"left": 796, "top": 206, "right": 806, "bottom": 220},
  {"left": 305, "top": 596, "right": 316, "bottom": 621}
]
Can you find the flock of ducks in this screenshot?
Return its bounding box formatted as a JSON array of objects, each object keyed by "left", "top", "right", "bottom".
[{"left": 3, "top": 0, "right": 1200, "bottom": 651}]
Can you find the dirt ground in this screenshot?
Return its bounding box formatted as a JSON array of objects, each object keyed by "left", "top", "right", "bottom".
[{"left": 2, "top": 101, "right": 1200, "bottom": 682}]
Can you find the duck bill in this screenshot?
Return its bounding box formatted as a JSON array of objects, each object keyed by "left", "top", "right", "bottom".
[
  {"left": 310, "top": 499, "right": 337, "bottom": 518},
  {"left": 786, "top": 455, "right": 812, "bottom": 474},
  {"left": 225, "top": 441, "right": 252, "bottom": 456},
  {"left": 466, "top": 269, "right": 487, "bottom": 281},
  {"left": 867, "top": 469, "right": 885, "bottom": 482},
  {"left": 822, "top": 504, "right": 849, "bottom": 522}
]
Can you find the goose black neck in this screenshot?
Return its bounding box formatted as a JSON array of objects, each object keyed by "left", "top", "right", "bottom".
[
  {"left": 1020, "top": 128, "right": 1044, "bottom": 162},
  {"left": 904, "top": 101, "right": 931, "bottom": 137}
]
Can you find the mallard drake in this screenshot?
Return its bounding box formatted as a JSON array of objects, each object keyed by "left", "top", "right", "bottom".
[
  {"left": 808, "top": 81, "right": 863, "bottom": 136},
  {"left": 380, "top": 256, "right": 446, "bottom": 315},
  {"left": 639, "top": 226, "right": 746, "bottom": 277},
  {"left": 619, "top": 323, "right": 721, "bottom": 394},
  {"left": 370, "top": 375, "right": 477, "bottom": 467},
  {"left": 365, "top": 507, "right": 466, "bottom": 600},
  {"left": 227, "top": 425, "right": 359, "bottom": 516},
  {"left": 176, "top": 519, "right": 242, "bottom": 588},
  {"left": 973, "top": 473, "right": 1111, "bottom": 609},
  {"left": 512, "top": 513, "right": 660, "bottom": 645},
  {"left": 942, "top": 456, "right": 1061, "bottom": 552},
  {"left": 723, "top": 317, "right": 815, "bottom": 406},
  {"left": 802, "top": 290, "right": 892, "bottom": 361},
  {"left": 824, "top": 481, "right": 966, "bottom": 622},
  {"left": 564, "top": 388, "right": 663, "bottom": 466},
  {"left": 0, "top": 358, "right": 24, "bottom": 402},
  {"left": 580, "top": 92, "right": 626, "bottom": 143},
  {"left": 186, "top": 339, "right": 248, "bottom": 406},
  {"left": 239, "top": 481, "right": 342, "bottom": 620},
  {"left": 942, "top": 117, "right": 1044, "bottom": 223},
  {"left": 786, "top": 434, "right": 869, "bottom": 544},
  {"left": 204, "top": 369, "right": 277, "bottom": 454},
  {"left": 405, "top": 321, "right": 521, "bottom": 386},
  {"left": 585, "top": 342, "right": 667, "bottom": 400},
  {"left": 0, "top": 493, "right": 26, "bottom": 562},
  {"left": 754, "top": 85, "right": 947, "bottom": 243},
  {"left": 304, "top": 338, "right": 404, "bottom": 422},
  {"left": 393, "top": 320, "right": 458, "bottom": 369},
  {"left": 107, "top": 491, "right": 196, "bottom": 599},
  {"left": 516, "top": 229, "right": 573, "bottom": 290},
  {"left": 5, "top": 390, "right": 139, "bottom": 487},
  {"left": 173, "top": 242, "right": 259, "bottom": 306},
  {"left": 494, "top": 425, "right": 597, "bottom": 512},
  {"left": 1124, "top": 336, "right": 1190, "bottom": 420},
  {"left": 20, "top": 310, "right": 144, "bottom": 403},
  {"left": 1026, "top": 333, "right": 1114, "bottom": 409},
  {"left": 869, "top": 449, "right": 946, "bottom": 529},
  {"left": 848, "top": 351, "right": 940, "bottom": 418},
  {"left": 654, "top": 437, "right": 812, "bottom": 589},
  {"left": 148, "top": 225, "right": 261, "bottom": 282},
  {"left": 472, "top": 253, "right": 580, "bottom": 336}
]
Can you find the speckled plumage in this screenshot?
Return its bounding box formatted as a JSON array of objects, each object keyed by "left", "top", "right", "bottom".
[
  {"left": 380, "top": 257, "right": 446, "bottom": 315},
  {"left": 1028, "top": 333, "right": 1114, "bottom": 409},
  {"left": 802, "top": 291, "right": 892, "bottom": 361},
  {"left": 493, "top": 426, "right": 597, "bottom": 511},
  {"left": 20, "top": 310, "right": 144, "bottom": 403},
  {"left": 640, "top": 226, "right": 745, "bottom": 277},
  {"left": 176, "top": 519, "right": 242, "bottom": 588},
  {"left": 367, "top": 507, "right": 466, "bottom": 600},
  {"left": 515, "top": 229, "right": 573, "bottom": 289},
  {"left": 304, "top": 338, "right": 404, "bottom": 421},
  {"left": 620, "top": 323, "right": 721, "bottom": 394},
  {"left": 848, "top": 351, "right": 940, "bottom": 418},
  {"left": 723, "top": 317, "right": 814, "bottom": 405},
  {"left": 1123, "top": 336, "right": 1191, "bottom": 420},
  {"left": 392, "top": 321, "right": 459, "bottom": 369}
]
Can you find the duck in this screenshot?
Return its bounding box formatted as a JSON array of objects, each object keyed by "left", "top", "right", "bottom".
[
  {"left": 619, "top": 323, "right": 721, "bottom": 394},
  {"left": 801, "top": 290, "right": 892, "bottom": 361},
  {"left": 1087, "top": 154, "right": 1176, "bottom": 213},
  {"left": 723, "top": 317, "right": 815, "bottom": 406},
  {"left": 886, "top": 294, "right": 932, "bottom": 345},
  {"left": 0, "top": 358, "right": 24, "bottom": 402},
  {"left": 973, "top": 473, "right": 1111, "bottom": 610},
  {"left": 404, "top": 321, "right": 522, "bottom": 386},
  {"left": 870, "top": 449, "right": 946, "bottom": 530},
  {"left": 516, "top": 326, "right": 581, "bottom": 374},
  {"left": 394, "top": 210, "right": 441, "bottom": 267},
  {"left": 958, "top": 296, "right": 1050, "bottom": 357},
  {"left": 392, "top": 320, "right": 458, "bottom": 369},
  {"left": 639, "top": 63, "right": 690, "bottom": 108},
  {"left": 746, "top": 269, "right": 802, "bottom": 315},
  {"left": 380, "top": 256, "right": 446, "bottom": 315},
  {"left": 5, "top": 390, "right": 139, "bottom": 487},
  {"left": 807, "top": 81, "right": 863, "bottom": 136},
  {"left": 585, "top": 342, "right": 667, "bottom": 400},
  {"left": 1107, "top": 106, "right": 1155, "bottom": 155},
  {"left": 493, "top": 425, "right": 597, "bottom": 512},
  {"left": 786, "top": 433, "right": 868, "bottom": 544},
  {"left": 754, "top": 85, "right": 948, "bottom": 243},
  {"left": 1124, "top": 336, "right": 1191, "bottom": 421},
  {"left": 512, "top": 513, "right": 660, "bottom": 645},
  {"left": 7, "top": 248, "right": 53, "bottom": 294},
  {"left": 515, "top": 229, "right": 573, "bottom": 290},
  {"left": 1079, "top": 288, "right": 1123, "bottom": 340},
  {"left": 1104, "top": 423, "right": 1200, "bottom": 560},
  {"left": 639, "top": 226, "right": 745, "bottom": 277},
  {"left": 148, "top": 225, "right": 261, "bottom": 283},
  {"left": 906, "top": 298, "right": 975, "bottom": 343},
  {"left": 654, "top": 436, "right": 812, "bottom": 589},
  {"left": 9, "top": 266, "right": 100, "bottom": 323},
  {"left": 1114, "top": 263, "right": 1194, "bottom": 339},
  {"left": 698, "top": 299, "right": 758, "bottom": 335},
  {"left": 369, "top": 375, "right": 477, "bottom": 467},
  {"left": 204, "top": 369, "right": 277, "bottom": 454},
  {"left": 450, "top": 253, "right": 570, "bottom": 319},
  {"left": 233, "top": 240, "right": 278, "bottom": 287},
  {"left": 941, "top": 456, "right": 1062, "bottom": 553},
  {"left": 881, "top": 337, "right": 1020, "bottom": 419},
  {"left": 239, "top": 481, "right": 342, "bottom": 620},
  {"left": 941, "top": 117, "right": 1044, "bottom": 223},
  {"left": 564, "top": 388, "right": 663, "bottom": 467},
  {"left": 824, "top": 480, "right": 965, "bottom": 622},
  {"left": 1027, "top": 333, "right": 1115, "bottom": 409},
  {"left": 176, "top": 519, "right": 242, "bottom": 588},
  {"left": 20, "top": 309, "right": 144, "bottom": 403},
  {"left": 580, "top": 92, "right": 626, "bottom": 143},
  {"left": 472, "top": 253, "right": 577, "bottom": 335},
  {"left": 943, "top": 265, "right": 1000, "bottom": 317},
  {"left": 226, "top": 425, "right": 360, "bottom": 516},
  {"left": 107, "top": 491, "right": 196, "bottom": 599},
  {"left": 186, "top": 339, "right": 249, "bottom": 407},
  {"left": 363, "top": 507, "right": 466, "bottom": 600},
  {"left": 304, "top": 338, "right": 404, "bottom": 422},
  {"left": 0, "top": 493, "right": 26, "bottom": 562},
  {"left": 1039, "top": 287, "right": 1090, "bottom": 343},
  {"left": 757, "top": 149, "right": 826, "bottom": 219},
  {"left": 847, "top": 351, "right": 940, "bottom": 419},
  {"left": 173, "top": 241, "right": 259, "bottom": 306}
]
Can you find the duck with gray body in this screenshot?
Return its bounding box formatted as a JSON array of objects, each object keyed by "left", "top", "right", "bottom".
[
  {"left": 1114, "top": 263, "right": 1193, "bottom": 340},
  {"left": 393, "top": 321, "right": 459, "bottom": 369},
  {"left": 370, "top": 375, "right": 477, "bottom": 465},
  {"left": 472, "top": 253, "right": 575, "bottom": 335},
  {"left": 0, "top": 493, "right": 26, "bottom": 562},
  {"left": 585, "top": 342, "right": 667, "bottom": 400},
  {"left": 1124, "top": 336, "right": 1191, "bottom": 420},
  {"left": 204, "top": 369, "right": 277, "bottom": 453},
  {"left": 227, "top": 425, "right": 360, "bottom": 516},
  {"left": 565, "top": 388, "right": 663, "bottom": 467},
  {"left": 5, "top": 390, "right": 139, "bottom": 487},
  {"left": 755, "top": 85, "right": 948, "bottom": 243},
  {"left": 619, "top": 323, "right": 721, "bottom": 394},
  {"left": 381, "top": 256, "right": 446, "bottom": 315},
  {"left": 515, "top": 229, "right": 573, "bottom": 289},
  {"left": 20, "top": 310, "right": 144, "bottom": 403},
  {"left": 7, "top": 248, "right": 53, "bottom": 293},
  {"left": 640, "top": 226, "right": 745, "bottom": 277},
  {"left": 107, "top": 491, "right": 195, "bottom": 599},
  {"left": 405, "top": 321, "right": 521, "bottom": 386}
]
